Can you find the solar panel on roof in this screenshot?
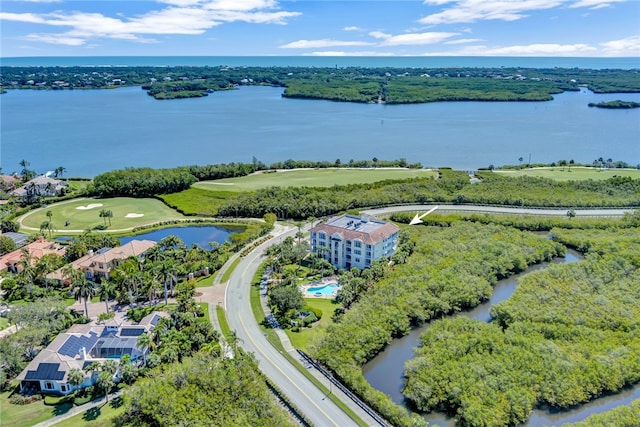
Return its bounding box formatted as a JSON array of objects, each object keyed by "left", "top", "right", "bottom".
[
  {"left": 58, "top": 331, "right": 100, "bottom": 357},
  {"left": 119, "top": 328, "right": 144, "bottom": 337},
  {"left": 24, "top": 363, "right": 65, "bottom": 381}
]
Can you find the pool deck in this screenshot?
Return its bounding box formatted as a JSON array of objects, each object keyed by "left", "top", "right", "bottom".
[{"left": 301, "top": 276, "right": 340, "bottom": 298}]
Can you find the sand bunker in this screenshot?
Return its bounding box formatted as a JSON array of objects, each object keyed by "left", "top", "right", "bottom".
[
  {"left": 125, "top": 213, "right": 144, "bottom": 218},
  {"left": 76, "top": 203, "right": 103, "bottom": 210}
]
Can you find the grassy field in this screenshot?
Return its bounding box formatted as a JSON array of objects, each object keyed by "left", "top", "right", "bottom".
[
  {"left": 20, "top": 197, "right": 185, "bottom": 233},
  {"left": 158, "top": 187, "right": 231, "bottom": 216},
  {"left": 0, "top": 317, "right": 9, "bottom": 330},
  {"left": 216, "top": 305, "right": 232, "bottom": 339},
  {"left": 0, "top": 392, "right": 62, "bottom": 427},
  {"left": 495, "top": 167, "right": 640, "bottom": 181},
  {"left": 56, "top": 398, "right": 125, "bottom": 427},
  {"left": 194, "top": 168, "right": 437, "bottom": 192},
  {"left": 286, "top": 298, "right": 340, "bottom": 351}
]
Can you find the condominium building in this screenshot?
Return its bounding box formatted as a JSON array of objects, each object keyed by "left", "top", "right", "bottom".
[{"left": 310, "top": 214, "right": 399, "bottom": 270}]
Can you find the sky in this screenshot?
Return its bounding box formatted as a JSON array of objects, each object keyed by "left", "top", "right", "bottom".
[{"left": 1, "top": 0, "right": 639, "bottom": 57}]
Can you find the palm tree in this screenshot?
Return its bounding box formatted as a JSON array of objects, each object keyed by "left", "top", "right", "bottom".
[
  {"left": 136, "top": 332, "right": 154, "bottom": 366},
  {"left": 147, "top": 277, "right": 161, "bottom": 304},
  {"left": 74, "top": 280, "right": 96, "bottom": 318},
  {"left": 40, "top": 220, "right": 53, "bottom": 238},
  {"left": 67, "top": 368, "right": 85, "bottom": 391},
  {"left": 97, "top": 370, "right": 114, "bottom": 403},
  {"left": 19, "top": 159, "right": 30, "bottom": 179},
  {"left": 122, "top": 272, "right": 142, "bottom": 306},
  {"left": 97, "top": 280, "right": 115, "bottom": 313},
  {"left": 155, "top": 259, "right": 178, "bottom": 305},
  {"left": 99, "top": 209, "right": 109, "bottom": 225},
  {"left": 105, "top": 210, "right": 113, "bottom": 226},
  {"left": 62, "top": 264, "right": 83, "bottom": 287}
]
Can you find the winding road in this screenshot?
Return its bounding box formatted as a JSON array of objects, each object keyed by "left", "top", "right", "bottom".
[{"left": 225, "top": 224, "right": 362, "bottom": 427}]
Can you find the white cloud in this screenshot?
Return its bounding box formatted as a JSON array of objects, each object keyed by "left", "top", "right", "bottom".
[
  {"left": 569, "top": 0, "right": 625, "bottom": 8},
  {"left": 280, "top": 39, "right": 373, "bottom": 48},
  {"left": 445, "top": 38, "right": 484, "bottom": 44},
  {"left": 369, "top": 30, "right": 459, "bottom": 45},
  {"left": 0, "top": 0, "right": 300, "bottom": 46},
  {"left": 344, "top": 26, "right": 363, "bottom": 31},
  {"left": 25, "top": 33, "right": 85, "bottom": 45},
  {"left": 424, "top": 42, "right": 598, "bottom": 56},
  {"left": 420, "top": 0, "right": 626, "bottom": 25},
  {"left": 420, "top": 1, "right": 564, "bottom": 24},
  {"left": 599, "top": 35, "right": 640, "bottom": 56}
]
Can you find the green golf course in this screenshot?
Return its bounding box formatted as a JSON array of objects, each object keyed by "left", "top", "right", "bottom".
[
  {"left": 193, "top": 168, "right": 438, "bottom": 192},
  {"left": 20, "top": 197, "right": 186, "bottom": 233}
]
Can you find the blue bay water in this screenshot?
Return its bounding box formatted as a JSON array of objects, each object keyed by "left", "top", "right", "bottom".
[{"left": 2, "top": 84, "right": 638, "bottom": 177}]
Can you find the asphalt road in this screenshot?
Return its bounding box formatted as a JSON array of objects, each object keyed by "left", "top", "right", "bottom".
[
  {"left": 225, "top": 224, "right": 360, "bottom": 427},
  {"left": 362, "top": 204, "right": 634, "bottom": 218}
]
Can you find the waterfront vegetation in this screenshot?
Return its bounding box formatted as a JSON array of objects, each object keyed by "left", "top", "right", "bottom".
[
  {"left": 308, "top": 216, "right": 640, "bottom": 427},
  {"left": 403, "top": 227, "right": 640, "bottom": 426},
  {"left": 2, "top": 65, "right": 638, "bottom": 103},
  {"left": 588, "top": 100, "right": 640, "bottom": 109},
  {"left": 563, "top": 399, "right": 640, "bottom": 426}
]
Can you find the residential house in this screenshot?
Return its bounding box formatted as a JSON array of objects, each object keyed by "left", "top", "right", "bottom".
[
  {"left": 0, "top": 237, "right": 66, "bottom": 274},
  {"left": 0, "top": 174, "right": 19, "bottom": 192},
  {"left": 11, "top": 175, "right": 68, "bottom": 200},
  {"left": 309, "top": 214, "right": 399, "bottom": 270},
  {"left": 16, "top": 312, "right": 167, "bottom": 395},
  {"left": 47, "top": 240, "right": 156, "bottom": 283}
]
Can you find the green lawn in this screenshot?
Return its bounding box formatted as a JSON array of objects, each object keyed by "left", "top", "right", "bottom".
[
  {"left": 56, "top": 398, "right": 125, "bottom": 427},
  {"left": 286, "top": 298, "right": 340, "bottom": 351},
  {"left": 0, "top": 317, "right": 9, "bottom": 330},
  {"left": 194, "top": 168, "right": 437, "bottom": 192},
  {"left": 0, "top": 392, "right": 62, "bottom": 427},
  {"left": 20, "top": 197, "right": 186, "bottom": 233},
  {"left": 495, "top": 167, "right": 640, "bottom": 181},
  {"left": 216, "top": 305, "right": 232, "bottom": 339}
]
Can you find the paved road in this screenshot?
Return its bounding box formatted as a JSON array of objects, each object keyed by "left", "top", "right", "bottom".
[
  {"left": 362, "top": 204, "right": 634, "bottom": 218},
  {"left": 225, "top": 225, "right": 361, "bottom": 427}
]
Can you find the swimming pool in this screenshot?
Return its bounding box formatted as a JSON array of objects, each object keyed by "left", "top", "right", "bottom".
[{"left": 306, "top": 283, "right": 340, "bottom": 297}]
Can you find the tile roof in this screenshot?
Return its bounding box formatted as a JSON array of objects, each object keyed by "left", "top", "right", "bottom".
[{"left": 311, "top": 215, "right": 399, "bottom": 245}]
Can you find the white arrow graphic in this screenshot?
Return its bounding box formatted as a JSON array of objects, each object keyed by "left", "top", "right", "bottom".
[{"left": 409, "top": 206, "right": 439, "bottom": 225}]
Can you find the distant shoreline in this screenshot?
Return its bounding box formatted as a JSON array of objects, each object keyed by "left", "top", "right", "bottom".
[{"left": 1, "top": 55, "right": 639, "bottom": 69}]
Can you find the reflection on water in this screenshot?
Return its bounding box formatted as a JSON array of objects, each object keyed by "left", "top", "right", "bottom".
[
  {"left": 119, "top": 226, "right": 236, "bottom": 249},
  {"left": 361, "top": 249, "right": 640, "bottom": 425}
]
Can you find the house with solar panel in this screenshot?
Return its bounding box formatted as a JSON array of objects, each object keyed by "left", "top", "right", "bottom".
[
  {"left": 309, "top": 214, "right": 400, "bottom": 270},
  {"left": 16, "top": 312, "right": 167, "bottom": 395}
]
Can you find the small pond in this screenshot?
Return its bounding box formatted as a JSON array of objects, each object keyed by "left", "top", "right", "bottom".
[{"left": 119, "top": 225, "right": 237, "bottom": 249}]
